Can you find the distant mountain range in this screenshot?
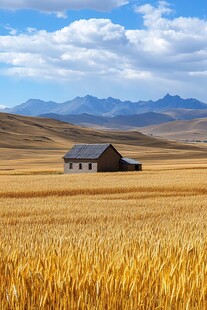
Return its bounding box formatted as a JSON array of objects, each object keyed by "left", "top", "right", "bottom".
[
  {"left": 40, "top": 112, "right": 175, "bottom": 129},
  {"left": 1, "top": 94, "right": 207, "bottom": 117}
]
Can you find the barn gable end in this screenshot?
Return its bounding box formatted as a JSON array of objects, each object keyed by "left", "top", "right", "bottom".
[{"left": 98, "top": 144, "right": 122, "bottom": 172}]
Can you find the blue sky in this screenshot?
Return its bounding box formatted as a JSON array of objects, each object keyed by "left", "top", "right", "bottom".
[{"left": 0, "top": 0, "right": 207, "bottom": 107}]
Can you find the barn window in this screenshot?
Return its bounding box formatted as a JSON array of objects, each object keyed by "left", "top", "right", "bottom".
[
  {"left": 79, "top": 163, "right": 82, "bottom": 170},
  {"left": 69, "top": 163, "right": 73, "bottom": 169},
  {"left": 88, "top": 163, "right": 92, "bottom": 170}
]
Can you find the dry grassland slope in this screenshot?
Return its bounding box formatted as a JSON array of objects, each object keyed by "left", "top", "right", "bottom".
[
  {"left": 139, "top": 118, "right": 207, "bottom": 141},
  {"left": 0, "top": 112, "right": 203, "bottom": 150},
  {"left": 0, "top": 112, "right": 207, "bottom": 170}
]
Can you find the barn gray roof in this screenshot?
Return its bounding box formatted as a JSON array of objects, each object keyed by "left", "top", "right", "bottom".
[
  {"left": 63, "top": 143, "right": 121, "bottom": 160},
  {"left": 120, "top": 157, "right": 142, "bottom": 165}
]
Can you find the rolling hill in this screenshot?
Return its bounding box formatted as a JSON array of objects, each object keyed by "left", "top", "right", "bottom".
[
  {"left": 165, "top": 109, "right": 207, "bottom": 120},
  {"left": 139, "top": 118, "right": 207, "bottom": 141},
  {"left": 0, "top": 112, "right": 207, "bottom": 171},
  {"left": 0, "top": 112, "right": 186, "bottom": 150}
]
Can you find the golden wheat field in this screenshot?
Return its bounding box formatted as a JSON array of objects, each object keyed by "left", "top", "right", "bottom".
[{"left": 0, "top": 167, "right": 207, "bottom": 309}]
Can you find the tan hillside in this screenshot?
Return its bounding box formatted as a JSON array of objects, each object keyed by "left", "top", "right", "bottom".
[
  {"left": 0, "top": 112, "right": 207, "bottom": 171},
  {"left": 139, "top": 117, "right": 207, "bottom": 141}
]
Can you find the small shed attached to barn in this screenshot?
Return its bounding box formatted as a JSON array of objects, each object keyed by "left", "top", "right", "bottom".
[
  {"left": 120, "top": 158, "right": 142, "bottom": 171},
  {"left": 63, "top": 143, "right": 142, "bottom": 174}
]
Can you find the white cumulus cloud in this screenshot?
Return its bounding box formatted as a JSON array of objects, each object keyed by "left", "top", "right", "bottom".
[{"left": 0, "top": 2, "right": 207, "bottom": 100}]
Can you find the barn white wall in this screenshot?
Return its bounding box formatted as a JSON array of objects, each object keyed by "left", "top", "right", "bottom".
[{"left": 64, "top": 162, "right": 98, "bottom": 174}]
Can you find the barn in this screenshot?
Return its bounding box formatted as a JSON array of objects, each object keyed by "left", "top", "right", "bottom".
[{"left": 63, "top": 143, "right": 142, "bottom": 174}]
